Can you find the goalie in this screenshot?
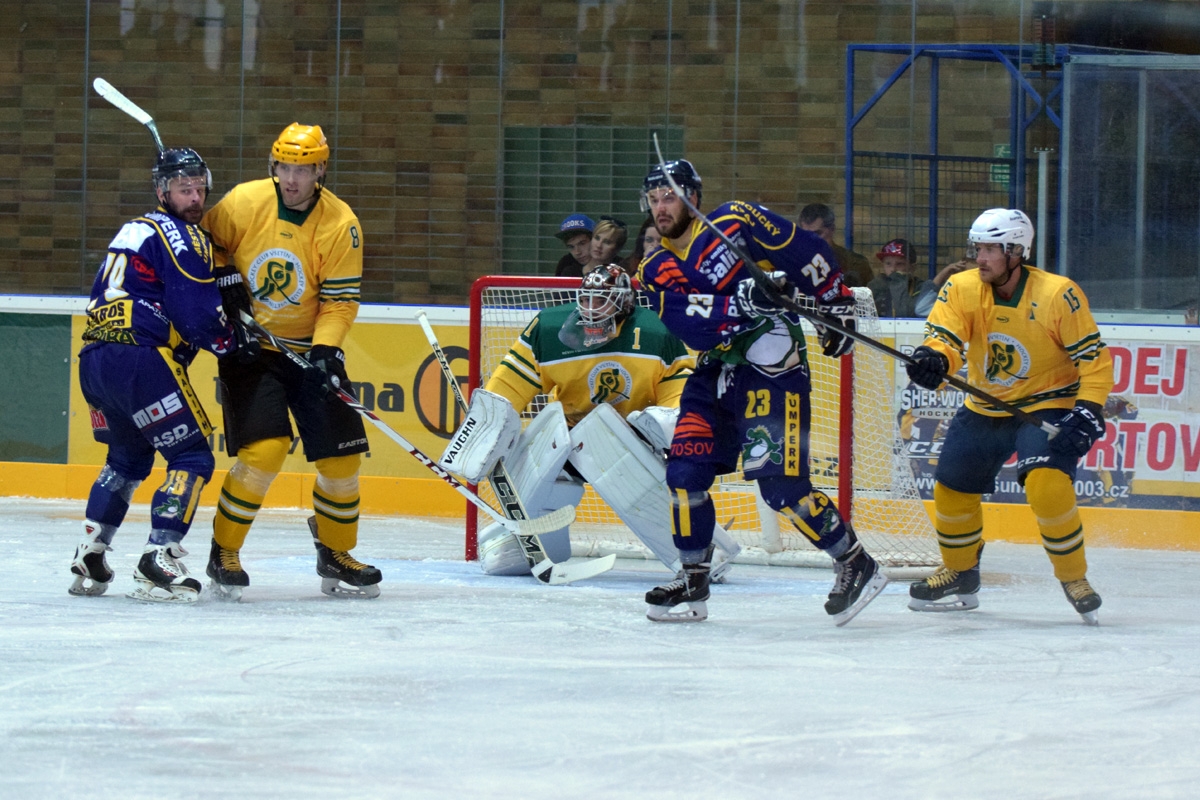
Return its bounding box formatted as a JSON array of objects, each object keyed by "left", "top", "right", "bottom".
[{"left": 440, "top": 264, "right": 742, "bottom": 578}]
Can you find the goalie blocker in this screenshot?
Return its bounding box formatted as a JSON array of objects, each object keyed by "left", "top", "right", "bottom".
[{"left": 439, "top": 390, "right": 740, "bottom": 578}]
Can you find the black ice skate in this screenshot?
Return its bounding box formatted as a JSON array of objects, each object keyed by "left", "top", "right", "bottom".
[
  {"left": 824, "top": 543, "right": 889, "bottom": 626},
  {"left": 206, "top": 539, "right": 250, "bottom": 601},
  {"left": 908, "top": 564, "right": 981, "bottom": 612},
  {"left": 128, "top": 543, "right": 202, "bottom": 603},
  {"left": 646, "top": 560, "right": 710, "bottom": 622},
  {"left": 308, "top": 516, "right": 382, "bottom": 599},
  {"left": 1062, "top": 578, "right": 1101, "bottom": 626},
  {"left": 69, "top": 521, "right": 114, "bottom": 597}
]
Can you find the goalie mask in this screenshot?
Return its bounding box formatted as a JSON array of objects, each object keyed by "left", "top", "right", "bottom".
[{"left": 559, "top": 264, "right": 635, "bottom": 349}]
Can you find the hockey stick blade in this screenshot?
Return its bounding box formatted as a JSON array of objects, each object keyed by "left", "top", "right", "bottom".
[
  {"left": 93, "top": 78, "right": 166, "bottom": 153},
  {"left": 234, "top": 311, "right": 576, "bottom": 544},
  {"left": 417, "top": 309, "right": 617, "bottom": 583},
  {"left": 649, "top": 134, "right": 1058, "bottom": 438}
]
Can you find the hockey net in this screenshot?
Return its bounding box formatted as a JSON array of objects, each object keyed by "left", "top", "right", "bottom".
[{"left": 466, "top": 275, "right": 938, "bottom": 568}]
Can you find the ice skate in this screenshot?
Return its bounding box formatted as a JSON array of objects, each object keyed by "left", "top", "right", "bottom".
[
  {"left": 1062, "top": 578, "right": 1101, "bottom": 626},
  {"left": 646, "top": 560, "right": 710, "bottom": 622},
  {"left": 824, "top": 543, "right": 888, "bottom": 626},
  {"left": 908, "top": 563, "right": 981, "bottom": 611},
  {"left": 68, "top": 521, "right": 114, "bottom": 597},
  {"left": 206, "top": 539, "right": 250, "bottom": 601},
  {"left": 128, "top": 543, "right": 202, "bottom": 603},
  {"left": 308, "top": 516, "right": 382, "bottom": 599}
]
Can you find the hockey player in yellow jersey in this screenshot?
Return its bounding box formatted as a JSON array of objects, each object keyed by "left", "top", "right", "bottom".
[
  {"left": 438, "top": 265, "right": 743, "bottom": 579},
  {"left": 905, "top": 208, "right": 1113, "bottom": 624},
  {"left": 201, "top": 122, "right": 381, "bottom": 600}
]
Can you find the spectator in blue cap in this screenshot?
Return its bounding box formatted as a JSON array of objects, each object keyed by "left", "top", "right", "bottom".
[{"left": 553, "top": 213, "right": 595, "bottom": 277}]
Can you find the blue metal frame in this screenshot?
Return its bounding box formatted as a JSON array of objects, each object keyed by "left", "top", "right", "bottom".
[{"left": 844, "top": 43, "right": 1122, "bottom": 276}]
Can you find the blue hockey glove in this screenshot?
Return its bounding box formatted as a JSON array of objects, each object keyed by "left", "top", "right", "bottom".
[
  {"left": 815, "top": 303, "right": 856, "bottom": 358},
  {"left": 1049, "top": 401, "right": 1106, "bottom": 458},
  {"left": 906, "top": 346, "right": 950, "bottom": 390},
  {"left": 733, "top": 271, "right": 796, "bottom": 319},
  {"left": 304, "top": 344, "right": 349, "bottom": 398}
]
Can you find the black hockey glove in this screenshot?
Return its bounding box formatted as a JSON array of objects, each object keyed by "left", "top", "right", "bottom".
[
  {"left": 1049, "top": 400, "right": 1106, "bottom": 458},
  {"left": 815, "top": 303, "right": 856, "bottom": 358},
  {"left": 304, "top": 344, "right": 349, "bottom": 398},
  {"left": 906, "top": 345, "right": 950, "bottom": 390},
  {"left": 733, "top": 271, "right": 797, "bottom": 320},
  {"left": 213, "top": 265, "right": 261, "bottom": 363}
]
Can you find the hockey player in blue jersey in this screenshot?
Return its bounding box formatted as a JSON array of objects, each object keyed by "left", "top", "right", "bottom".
[
  {"left": 69, "top": 148, "right": 248, "bottom": 603},
  {"left": 636, "top": 159, "right": 888, "bottom": 624}
]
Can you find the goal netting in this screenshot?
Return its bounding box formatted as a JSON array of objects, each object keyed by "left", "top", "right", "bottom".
[{"left": 466, "top": 275, "right": 938, "bottom": 568}]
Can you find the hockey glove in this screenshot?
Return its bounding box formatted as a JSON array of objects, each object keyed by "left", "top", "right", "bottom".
[
  {"left": 733, "top": 271, "right": 797, "bottom": 320},
  {"left": 304, "top": 344, "right": 349, "bottom": 398},
  {"left": 213, "top": 265, "right": 261, "bottom": 363},
  {"left": 906, "top": 345, "right": 950, "bottom": 390},
  {"left": 1049, "top": 400, "right": 1106, "bottom": 458},
  {"left": 815, "top": 303, "right": 856, "bottom": 358}
]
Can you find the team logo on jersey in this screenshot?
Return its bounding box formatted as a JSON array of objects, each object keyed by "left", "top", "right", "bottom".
[
  {"left": 248, "top": 248, "right": 307, "bottom": 310},
  {"left": 588, "top": 361, "right": 633, "bottom": 405},
  {"left": 985, "top": 333, "right": 1032, "bottom": 387},
  {"left": 742, "top": 426, "right": 783, "bottom": 471}
]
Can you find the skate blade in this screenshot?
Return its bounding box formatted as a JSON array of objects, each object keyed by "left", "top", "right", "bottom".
[
  {"left": 646, "top": 600, "right": 708, "bottom": 623},
  {"left": 126, "top": 583, "right": 200, "bottom": 604},
  {"left": 68, "top": 575, "right": 110, "bottom": 597},
  {"left": 320, "top": 577, "right": 381, "bottom": 599},
  {"left": 832, "top": 572, "right": 889, "bottom": 627},
  {"left": 1079, "top": 609, "right": 1100, "bottom": 626},
  {"left": 907, "top": 592, "right": 980, "bottom": 612},
  {"left": 208, "top": 581, "right": 244, "bottom": 602}
]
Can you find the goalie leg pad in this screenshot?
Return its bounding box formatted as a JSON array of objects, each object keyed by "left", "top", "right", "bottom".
[
  {"left": 478, "top": 522, "right": 535, "bottom": 576},
  {"left": 438, "top": 389, "right": 521, "bottom": 484},
  {"left": 569, "top": 404, "right": 681, "bottom": 570}
]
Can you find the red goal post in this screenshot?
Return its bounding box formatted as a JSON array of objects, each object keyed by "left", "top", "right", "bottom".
[{"left": 466, "top": 275, "right": 938, "bottom": 568}]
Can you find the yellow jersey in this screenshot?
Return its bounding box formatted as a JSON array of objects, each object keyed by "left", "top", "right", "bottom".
[
  {"left": 922, "top": 265, "right": 1113, "bottom": 416},
  {"left": 202, "top": 178, "right": 362, "bottom": 350},
  {"left": 486, "top": 304, "right": 694, "bottom": 427}
]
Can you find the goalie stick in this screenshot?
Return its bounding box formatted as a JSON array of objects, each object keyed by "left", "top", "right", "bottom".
[
  {"left": 649, "top": 133, "right": 1060, "bottom": 439},
  {"left": 238, "top": 312, "right": 613, "bottom": 585},
  {"left": 414, "top": 311, "right": 616, "bottom": 584},
  {"left": 92, "top": 78, "right": 166, "bottom": 153}
]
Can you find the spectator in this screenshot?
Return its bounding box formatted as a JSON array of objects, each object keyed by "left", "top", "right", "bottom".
[
  {"left": 869, "top": 238, "right": 929, "bottom": 317},
  {"left": 914, "top": 259, "right": 973, "bottom": 317},
  {"left": 622, "top": 216, "right": 663, "bottom": 275},
  {"left": 584, "top": 216, "right": 628, "bottom": 272},
  {"left": 553, "top": 214, "right": 595, "bottom": 277},
  {"left": 798, "top": 203, "right": 874, "bottom": 287}
]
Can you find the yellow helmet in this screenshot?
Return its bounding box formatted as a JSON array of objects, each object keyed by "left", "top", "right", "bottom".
[{"left": 270, "top": 122, "right": 329, "bottom": 166}]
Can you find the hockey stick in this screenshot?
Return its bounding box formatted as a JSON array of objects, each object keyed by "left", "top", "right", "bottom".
[
  {"left": 649, "top": 134, "right": 1059, "bottom": 437},
  {"left": 93, "top": 78, "right": 166, "bottom": 153},
  {"left": 238, "top": 312, "right": 609, "bottom": 585},
  {"left": 414, "top": 311, "right": 616, "bottom": 584}
]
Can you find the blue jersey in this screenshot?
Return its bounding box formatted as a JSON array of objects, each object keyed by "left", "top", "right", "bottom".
[
  {"left": 81, "top": 207, "right": 234, "bottom": 364},
  {"left": 638, "top": 200, "right": 853, "bottom": 360}
]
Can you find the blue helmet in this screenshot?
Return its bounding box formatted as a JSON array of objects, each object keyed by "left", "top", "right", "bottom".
[
  {"left": 641, "top": 159, "right": 702, "bottom": 210},
  {"left": 152, "top": 148, "right": 211, "bottom": 193}
]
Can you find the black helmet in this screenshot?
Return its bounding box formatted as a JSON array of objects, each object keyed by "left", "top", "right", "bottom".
[
  {"left": 641, "top": 159, "right": 702, "bottom": 210},
  {"left": 152, "top": 148, "right": 211, "bottom": 193}
]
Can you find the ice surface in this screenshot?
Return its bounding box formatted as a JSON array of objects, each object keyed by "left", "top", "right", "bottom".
[{"left": 2, "top": 497, "right": 1199, "bottom": 799}]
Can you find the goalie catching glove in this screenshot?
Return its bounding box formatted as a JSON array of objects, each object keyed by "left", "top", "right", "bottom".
[
  {"left": 1049, "top": 401, "right": 1106, "bottom": 458},
  {"left": 438, "top": 389, "right": 521, "bottom": 484},
  {"left": 733, "top": 271, "right": 799, "bottom": 320},
  {"left": 814, "top": 303, "right": 856, "bottom": 358}
]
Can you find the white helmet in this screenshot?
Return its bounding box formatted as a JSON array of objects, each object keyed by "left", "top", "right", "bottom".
[
  {"left": 968, "top": 208, "right": 1034, "bottom": 258},
  {"left": 557, "top": 264, "right": 635, "bottom": 350}
]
